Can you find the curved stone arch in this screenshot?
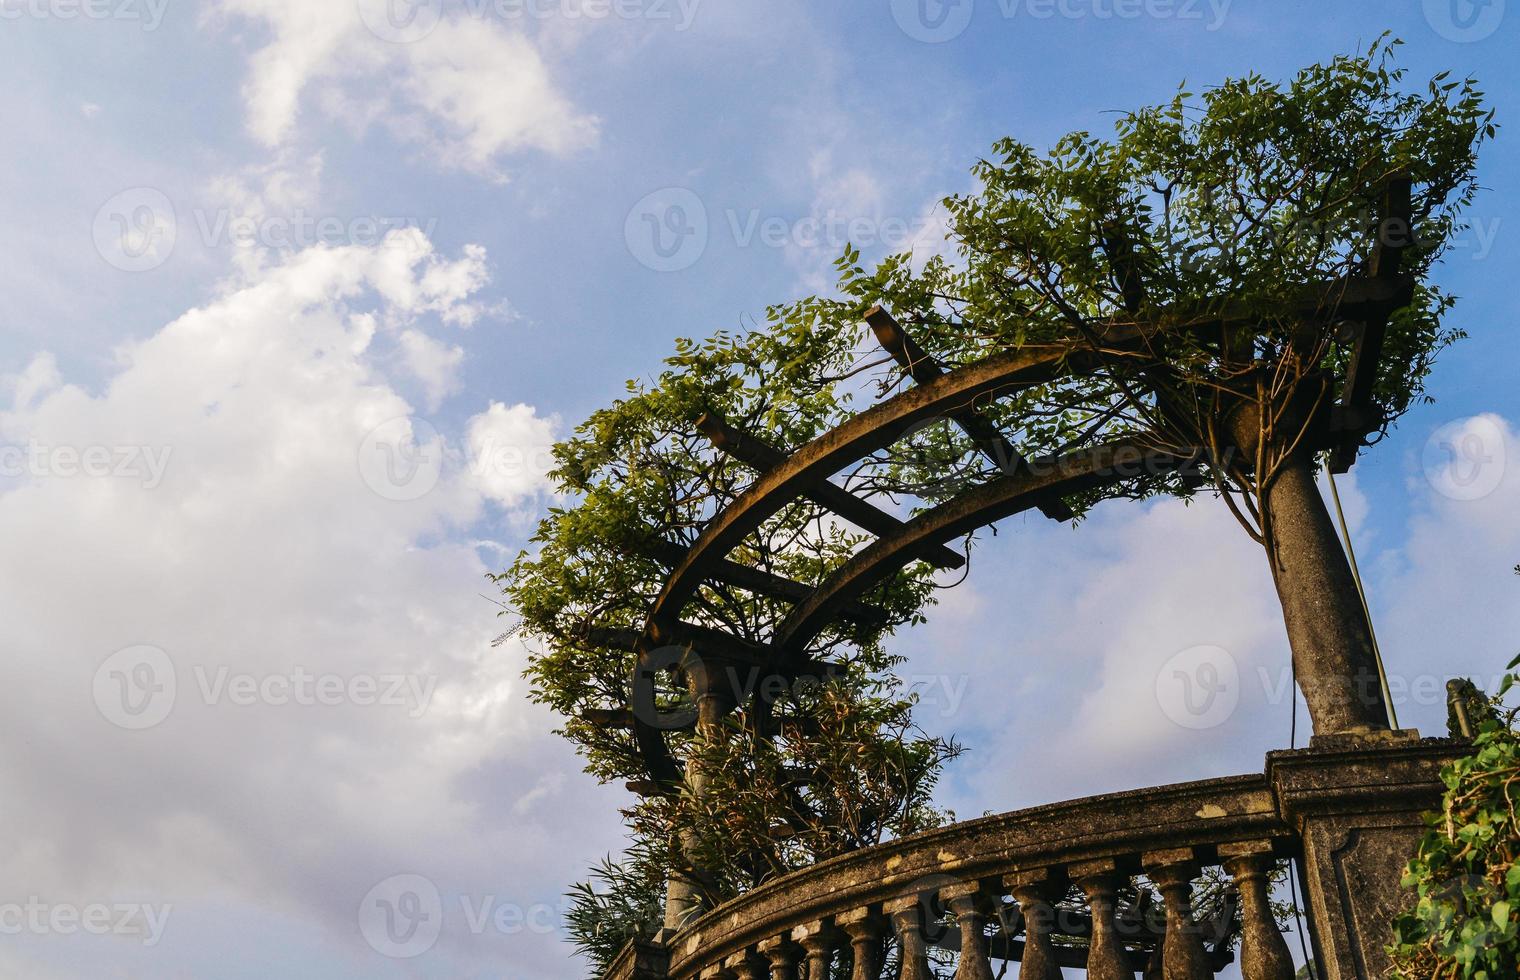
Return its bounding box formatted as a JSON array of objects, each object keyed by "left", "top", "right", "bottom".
[{"left": 628, "top": 328, "right": 1169, "bottom": 786}]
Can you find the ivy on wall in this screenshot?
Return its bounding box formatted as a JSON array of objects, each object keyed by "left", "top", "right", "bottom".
[{"left": 1389, "top": 655, "right": 1520, "bottom": 980}]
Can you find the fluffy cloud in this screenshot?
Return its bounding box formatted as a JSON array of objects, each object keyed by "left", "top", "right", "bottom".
[
  {"left": 212, "top": 0, "right": 599, "bottom": 174},
  {"left": 0, "top": 233, "right": 618, "bottom": 977},
  {"left": 398, "top": 326, "right": 465, "bottom": 408},
  {"left": 1379, "top": 414, "right": 1520, "bottom": 731},
  {"left": 467, "top": 400, "right": 559, "bottom": 511}
]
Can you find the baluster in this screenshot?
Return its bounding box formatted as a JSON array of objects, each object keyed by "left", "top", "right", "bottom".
[
  {"left": 1006, "top": 870, "right": 1064, "bottom": 980},
  {"left": 885, "top": 895, "right": 936, "bottom": 980},
  {"left": 1143, "top": 850, "right": 1211, "bottom": 980},
  {"left": 1073, "top": 860, "right": 1133, "bottom": 980},
  {"left": 837, "top": 906, "right": 888, "bottom": 980},
  {"left": 759, "top": 936, "right": 804, "bottom": 980},
  {"left": 723, "top": 949, "right": 768, "bottom": 980},
  {"left": 1221, "top": 844, "right": 1295, "bottom": 980},
  {"left": 940, "top": 882, "right": 996, "bottom": 980},
  {"left": 795, "top": 920, "right": 838, "bottom": 980}
]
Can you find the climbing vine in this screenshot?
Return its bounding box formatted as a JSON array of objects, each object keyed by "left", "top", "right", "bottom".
[{"left": 1389, "top": 655, "right": 1520, "bottom": 980}]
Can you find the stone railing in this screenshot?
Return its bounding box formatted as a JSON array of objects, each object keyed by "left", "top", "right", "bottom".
[{"left": 605, "top": 735, "right": 1464, "bottom": 980}]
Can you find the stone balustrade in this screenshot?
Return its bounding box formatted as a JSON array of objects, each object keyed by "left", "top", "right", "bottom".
[{"left": 605, "top": 736, "right": 1463, "bottom": 980}]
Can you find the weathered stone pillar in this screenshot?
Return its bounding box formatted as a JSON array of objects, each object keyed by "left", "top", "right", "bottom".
[
  {"left": 1072, "top": 861, "right": 1133, "bottom": 980},
  {"left": 1143, "top": 850, "right": 1211, "bottom": 980},
  {"left": 1219, "top": 843, "right": 1295, "bottom": 980},
  {"left": 1267, "top": 733, "right": 1462, "bottom": 980},
  {"left": 942, "top": 882, "right": 996, "bottom": 980},
  {"left": 837, "top": 906, "right": 887, "bottom": 980},
  {"left": 885, "top": 896, "right": 936, "bottom": 980},
  {"left": 1006, "top": 871, "right": 1064, "bottom": 980},
  {"left": 1228, "top": 385, "right": 1391, "bottom": 736},
  {"left": 663, "top": 652, "right": 745, "bottom": 932}
]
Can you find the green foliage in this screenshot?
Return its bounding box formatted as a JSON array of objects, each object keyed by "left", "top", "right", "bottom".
[
  {"left": 638, "top": 685, "right": 961, "bottom": 895},
  {"left": 834, "top": 36, "right": 1491, "bottom": 538},
  {"left": 565, "top": 840, "right": 668, "bottom": 974},
  {"left": 1389, "top": 656, "right": 1520, "bottom": 980},
  {"left": 499, "top": 41, "right": 1491, "bottom": 974}
]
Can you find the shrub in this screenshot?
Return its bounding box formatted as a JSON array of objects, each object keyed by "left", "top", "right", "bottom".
[{"left": 1388, "top": 655, "right": 1520, "bottom": 979}]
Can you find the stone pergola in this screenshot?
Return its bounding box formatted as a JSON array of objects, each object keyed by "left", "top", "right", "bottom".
[{"left": 593, "top": 177, "right": 1457, "bottom": 980}]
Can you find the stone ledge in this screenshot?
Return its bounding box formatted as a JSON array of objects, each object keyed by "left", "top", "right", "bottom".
[{"left": 605, "top": 938, "right": 671, "bottom": 980}]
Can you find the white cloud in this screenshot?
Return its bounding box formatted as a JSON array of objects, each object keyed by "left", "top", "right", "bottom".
[
  {"left": 7, "top": 351, "right": 62, "bottom": 411},
  {"left": 466, "top": 400, "right": 559, "bottom": 510},
  {"left": 0, "top": 233, "right": 621, "bottom": 976},
  {"left": 211, "top": 0, "right": 598, "bottom": 175},
  {"left": 398, "top": 327, "right": 465, "bottom": 408},
  {"left": 1378, "top": 414, "right": 1520, "bottom": 731}
]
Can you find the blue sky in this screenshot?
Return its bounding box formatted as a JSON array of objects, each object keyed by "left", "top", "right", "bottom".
[{"left": 1, "top": 1, "right": 1517, "bottom": 977}]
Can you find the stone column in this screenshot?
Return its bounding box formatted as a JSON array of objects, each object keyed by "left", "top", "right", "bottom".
[
  {"left": 1072, "top": 860, "right": 1133, "bottom": 980},
  {"left": 1220, "top": 842, "right": 1295, "bottom": 980},
  {"left": 663, "top": 651, "right": 745, "bottom": 932},
  {"left": 1267, "top": 733, "right": 1463, "bottom": 980},
  {"left": 1006, "top": 870, "right": 1064, "bottom": 980},
  {"left": 837, "top": 906, "right": 888, "bottom": 980}
]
